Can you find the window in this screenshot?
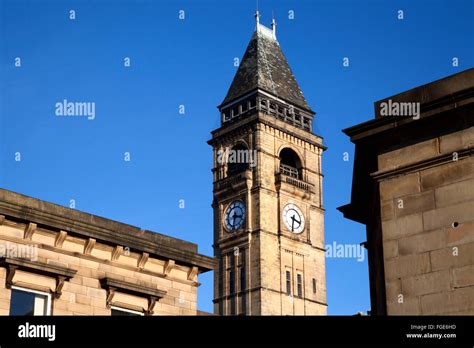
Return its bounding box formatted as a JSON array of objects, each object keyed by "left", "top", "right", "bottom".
[
  {"left": 240, "top": 266, "right": 246, "bottom": 292},
  {"left": 286, "top": 270, "right": 291, "bottom": 295},
  {"left": 239, "top": 249, "right": 246, "bottom": 315},
  {"left": 9, "top": 287, "right": 51, "bottom": 316},
  {"left": 297, "top": 274, "right": 303, "bottom": 298},
  {"left": 218, "top": 257, "right": 224, "bottom": 315},
  {"left": 240, "top": 293, "right": 246, "bottom": 315},
  {"left": 230, "top": 297, "right": 236, "bottom": 315},
  {"left": 279, "top": 148, "right": 302, "bottom": 180},
  {"left": 227, "top": 144, "right": 249, "bottom": 175},
  {"left": 229, "top": 254, "right": 236, "bottom": 315},
  {"left": 240, "top": 265, "right": 246, "bottom": 315},
  {"left": 312, "top": 278, "right": 317, "bottom": 294},
  {"left": 218, "top": 258, "right": 224, "bottom": 297},
  {"left": 229, "top": 254, "right": 235, "bottom": 295},
  {"left": 250, "top": 98, "right": 256, "bottom": 109},
  {"left": 229, "top": 270, "right": 235, "bottom": 295},
  {"left": 232, "top": 107, "right": 239, "bottom": 118},
  {"left": 111, "top": 306, "right": 144, "bottom": 316}
]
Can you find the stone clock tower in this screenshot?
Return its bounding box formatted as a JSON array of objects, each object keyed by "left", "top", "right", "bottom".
[{"left": 208, "top": 13, "right": 327, "bottom": 315}]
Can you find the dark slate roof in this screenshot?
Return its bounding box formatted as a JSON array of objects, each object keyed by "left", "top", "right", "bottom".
[{"left": 221, "top": 26, "right": 311, "bottom": 112}]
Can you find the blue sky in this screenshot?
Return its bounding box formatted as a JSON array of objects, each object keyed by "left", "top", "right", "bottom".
[{"left": 1, "top": 0, "right": 472, "bottom": 314}]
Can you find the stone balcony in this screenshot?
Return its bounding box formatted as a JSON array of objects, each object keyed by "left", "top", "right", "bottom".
[
  {"left": 275, "top": 172, "right": 315, "bottom": 194},
  {"left": 214, "top": 170, "right": 252, "bottom": 193}
]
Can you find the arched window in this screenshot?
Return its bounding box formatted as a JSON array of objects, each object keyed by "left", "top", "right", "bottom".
[
  {"left": 228, "top": 144, "right": 249, "bottom": 176},
  {"left": 279, "top": 148, "right": 302, "bottom": 179}
]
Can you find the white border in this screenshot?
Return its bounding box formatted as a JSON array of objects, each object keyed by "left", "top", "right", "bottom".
[
  {"left": 11, "top": 285, "right": 52, "bottom": 316},
  {"left": 110, "top": 306, "right": 144, "bottom": 316}
]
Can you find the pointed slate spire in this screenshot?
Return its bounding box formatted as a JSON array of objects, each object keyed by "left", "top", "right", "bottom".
[{"left": 221, "top": 17, "right": 312, "bottom": 112}]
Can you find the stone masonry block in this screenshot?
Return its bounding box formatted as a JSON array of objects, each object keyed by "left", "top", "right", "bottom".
[
  {"left": 380, "top": 173, "right": 420, "bottom": 201},
  {"left": 384, "top": 253, "right": 430, "bottom": 280},
  {"left": 398, "top": 229, "right": 446, "bottom": 256},
  {"left": 382, "top": 213, "right": 423, "bottom": 241}
]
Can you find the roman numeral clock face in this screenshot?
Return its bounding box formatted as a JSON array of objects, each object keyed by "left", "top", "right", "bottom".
[
  {"left": 283, "top": 203, "right": 305, "bottom": 233},
  {"left": 224, "top": 200, "right": 246, "bottom": 232}
]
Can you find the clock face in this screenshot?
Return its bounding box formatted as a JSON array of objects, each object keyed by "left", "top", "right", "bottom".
[
  {"left": 224, "top": 200, "right": 246, "bottom": 232},
  {"left": 283, "top": 203, "right": 305, "bottom": 233}
]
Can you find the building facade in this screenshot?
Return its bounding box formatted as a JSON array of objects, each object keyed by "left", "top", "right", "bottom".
[
  {"left": 0, "top": 189, "right": 214, "bottom": 316},
  {"left": 339, "top": 68, "right": 474, "bottom": 315},
  {"left": 209, "top": 15, "right": 327, "bottom": 315}
]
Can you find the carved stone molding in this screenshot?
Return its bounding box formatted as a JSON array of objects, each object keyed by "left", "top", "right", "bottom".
[
  {"left": 164, "top": 259, "right": 175, "bottom": 276},
  {"left": 111, "top": 246, "right": 123, "bottom": 261},
  {"left": 24, "top": 223, "right": 37, "bottom": 240},
  {"left": 137, "top": 252, "right": 149, "bottom": 269},
  {"left": 100, "top": 277, "right": 166, "bottom": 316},
  {"left": 187, "top": 266, "right": 198, "bottom": 281},
  {"left": 84, "top": 238, "right": 96, "bottom": 255},
  {"left": 0, "top": 257, "right": 77, "bottom": 299},
  {"left": 54, "top": 231, "right": 67, "bottom": 248},
  {"left": 0, "top": 189, "right": 215, "bottom": 273}
]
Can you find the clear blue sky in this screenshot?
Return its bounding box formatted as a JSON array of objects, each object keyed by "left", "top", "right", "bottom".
[{"left": 1, "top": 0, "right": 472, "bottom": 314}]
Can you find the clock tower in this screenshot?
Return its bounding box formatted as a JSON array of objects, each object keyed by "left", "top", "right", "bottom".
[{"left": 208, "top": 13, "right": 327, "bottom": 315}]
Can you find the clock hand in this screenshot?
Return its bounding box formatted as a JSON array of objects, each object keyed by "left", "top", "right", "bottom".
[{"left": 231, "top": 211, "right": 238, "bottom": 227}]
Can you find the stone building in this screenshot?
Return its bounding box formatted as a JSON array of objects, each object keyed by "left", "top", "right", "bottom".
[
  {"left": 339, "top": 68, "right": 474, "bottom": 315},
  {"left": 0, "top": 189, "right": 214, "bottom": 316},
  {"left": 208, "top": 14, "right": 327, "bottom": 315}
]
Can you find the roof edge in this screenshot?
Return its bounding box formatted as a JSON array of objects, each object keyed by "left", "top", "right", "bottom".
[{"left": 0, "top": 188, "right": 215, "bottom": 272}]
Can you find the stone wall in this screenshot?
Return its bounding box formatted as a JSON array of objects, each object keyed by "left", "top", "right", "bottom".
[
  {"left": 378, "top": 126, "right": 474, "bottom": 315},
  {"left": 211, "top": 112, "right": 327, "bottom": 315},
  {"left": 0, "top": 213, "right": 209, "bottom": 316}
]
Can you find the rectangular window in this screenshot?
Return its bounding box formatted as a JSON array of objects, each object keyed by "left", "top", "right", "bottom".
[
  {"left": 239, "top": 249, "right": 246, "bottom": 315},
  {"left": 297, "top": 274, "right": 303, "bottom": 298},
  {"left": 286, "top": 270, "right": 291, "bottom": 295},
  {"left": 229, "top": 270, "right": 235, "bottom": 295},
  {"left": 229, "top": 254, "right": 235, "bottom": 315},
  {"left": 229, "top": 254, "right": 235, "bottom": 295},
  {"left": 312, "top": 278, "right": 317, "bottom": 294},
  {"left": 9, "top": 287, "right": 51, "bottom": 316},
  {"left": 218, "top": 258, "right": 224, "bottom": 297},
  {"left": 230, "top": 297, "right": 236, "bottom": 315},
  {"left": 240, "top": 294, "right": 246, "bottom": 315},
  {"left": 239, "top": 249, "right": 246, "bottom": 292},
  {"left": 111, "top": 306, "right": 144, "bottom": 316},
  {"left": 240, "top": 266, "right": 246, "bottom": 315},
  {"left": 218, "top": 257, "right": 224, "bottom": 315},
  {"left": 239, "top": 266, "right": 246, "bottom": 291}
]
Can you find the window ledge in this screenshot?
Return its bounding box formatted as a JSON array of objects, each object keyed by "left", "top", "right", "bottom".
[
  {"left": 100, "top": 277, "right": 167, "bottom": 315},
  {"left": 0, "top": 257, "right": 77, "bottom": 298}
]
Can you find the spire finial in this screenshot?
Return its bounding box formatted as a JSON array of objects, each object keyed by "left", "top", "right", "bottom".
[
  {"left": 271, "top": 11, "right": 277, "bottom": 39},
  {"left": 255, "top": 10, "right": 260, "bottom": 26},
  {"left": 255, "top": 0, "right": 260, "bottom": 26}
]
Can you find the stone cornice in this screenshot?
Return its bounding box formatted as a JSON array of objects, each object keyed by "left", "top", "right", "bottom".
[
  {"left": 371, "top": 146, "right": 474, "bottom": 181},
  {"left": 208, "top": 112, "right": 325, "bottom": 150},
  {"left": 0, "top": 189, "right": 215, "bottom": 273}
]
